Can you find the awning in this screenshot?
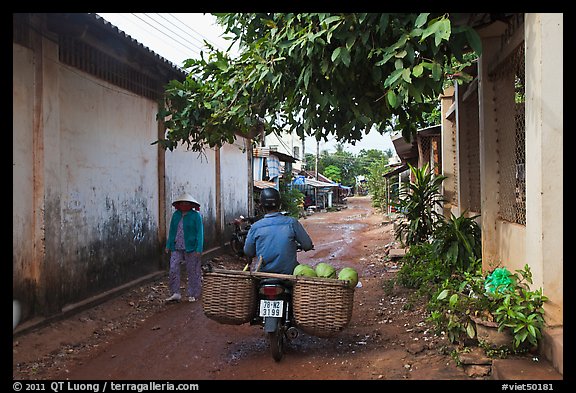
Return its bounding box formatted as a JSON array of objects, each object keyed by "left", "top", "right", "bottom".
[
  {"left": 269, "top": 150, "right": 297, "bottom": 163},
  {"left": 383, "top": 164, "right": 409, "bottom": 178},
  {"left": 254, "top": 180, "right": 276, "bottom": 189},
  {"left": 304, "top": 178, "right": 338, "bottom": 188}
]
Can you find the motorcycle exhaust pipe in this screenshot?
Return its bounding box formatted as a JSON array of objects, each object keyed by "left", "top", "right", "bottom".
[{"left": 285, "top": 326, "right": 299, "bottom": 340}]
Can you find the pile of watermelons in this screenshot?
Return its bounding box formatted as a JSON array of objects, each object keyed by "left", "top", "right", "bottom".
[{"left": 293, "top": 262, "right": 359, "bottom": 289}]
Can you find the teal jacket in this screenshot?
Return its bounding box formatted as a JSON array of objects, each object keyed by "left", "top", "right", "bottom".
[{"left": 166, "top": 210, "right": 204, "bottom": 253}]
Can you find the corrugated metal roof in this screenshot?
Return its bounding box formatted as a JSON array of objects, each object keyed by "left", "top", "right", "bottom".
[{"left": 87, "top": 13, "right": 186, "bottom": 76}]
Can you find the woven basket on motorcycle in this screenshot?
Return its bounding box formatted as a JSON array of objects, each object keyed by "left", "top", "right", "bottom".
[
  {"left": 292, "top": 276, "right": 355, "bottom": 337},
  {"left": 202, "top": 268, "right": 257, "bottom": 325}
]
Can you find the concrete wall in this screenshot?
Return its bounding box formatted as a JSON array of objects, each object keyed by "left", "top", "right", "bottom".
[
  {"left": 456, "top": 13, "right": 562, "bottom": 372},
  {"left": 13, "top": 37, "right": 162, "bottom": 319},
  {"left": 219, "top": 140, "right": 251, "bottom": 233},
  {"left": 164, "top": 147, "right": 217, "bottom": 248},
  {"left": 13, "top": 43, "right": 37, "bottom": 312},
  {"left": 476, "top": 14, "right": 562, "bottom": 326},
  {"left": 58, "top": 65, "right": 162, "bottom": 300},
  {"left": 163, "top": 137, "right": 249, "bottom": 251},
  {"left": 524, "top": 13, "right": 563, "bottom": 326},
  {"left": 266, "top": 130, "right": 302, "bottom": 171},
  {"left": 493, "top": 221, "right": 526, "bottom": 273},
  {"left": 13, "top": 16, "right": 251, "bottom": 324}
]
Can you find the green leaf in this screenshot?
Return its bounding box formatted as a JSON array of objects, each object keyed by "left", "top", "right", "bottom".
[
  {"left": 379, "top": 14, "right": 389, "bottom": 32},
  {"left": 322, "top": 15, "right": 343, "bottom": 26},
  {"left": 449, "top": 293, "right": 458, "bottom": 307},
  {"left": 346, "top": 35, "right": 356, "bottom": 50},
  {"left": 384, "top": 68, "right": 404, "bottom": 88},
  {"left": 437, "top": 289, "right": 449, "bottom": 300},
  {"left": 434, "top": 19, "right": 451, "bottom": 46},
  {"left": 303, "top": 66, "right": 311, "bottom": 89},
  {"left": 464, "top": 27, "right": 483, "bottom": 56},
  {"left": 395, "top": 49, "right": 407, "bottom": 58},
  {"left": 401, "top": 68, "right": 412, "bottom": 83},
  {"left": 278, "top": 39, "right": 295, "bottom": 49},
  {"left": 415, "top": 13, "right": 430, "bottom": 28},
  {"left": 466, "top": 321, "right": 476, "bottom": 338},
  {"left": 432, "top": 62, "right": 442, "bottom": 81},
  {"left": 340, "top": 47, "right": 351, "bottom": 67},
  {"left": 214, "top": 59, "right": 228, "bottom": 71},
  {"left": 331, "top": 47, "right": 341, "bottom": 63},
  {"left": 420, "top": 18, "right": 441, "bottom": 41},
  {"left": 412, "top": 63, "right": 424, "bottom": 77},
  {"left": 378, "top": 50, "right": 396, "bottom": 65},
  {"left": 387, "top": 90, "right": 397, "bottom": 108}
]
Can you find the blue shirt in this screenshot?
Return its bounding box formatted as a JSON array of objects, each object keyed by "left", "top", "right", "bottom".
[{"left": 243, "top": 212, "right": 314, "bottom": 275}]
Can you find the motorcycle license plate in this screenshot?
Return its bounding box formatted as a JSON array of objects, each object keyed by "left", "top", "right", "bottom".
[{"left": 259, "top": 300, "right": 284, "bottom": 317}]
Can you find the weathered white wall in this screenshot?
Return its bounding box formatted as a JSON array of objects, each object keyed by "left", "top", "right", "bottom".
[
  {"left": 13, "top": 34, "right": 163, "bottom": 319},
  {"left": 12, "top": 43, "right": 36, "bottom": 291},
  {"left": 164, "top": 146, "right": 217, "bottom": 248},
  {"left": 164, "top": 137, "right": 250, "bottom": 250},
  {"left": 494, "top": 220, "right": 526, "bottom": 272},
  {"left": 13, "top": 15, "right": 252, "bottom": 325},
  {"left": 58, "top": 66, "right": 161, "bottom": 299},
  {"left": 220, "top": 139, "right": 250, "bottom": 233}
]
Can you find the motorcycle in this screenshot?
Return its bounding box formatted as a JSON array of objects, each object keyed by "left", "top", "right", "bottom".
[
  {"left": 228, "top": 215, "right": 259, "bottom": 256},
  {"left": 248, "top": 245, "right": 308, "bottom": 362},
  {"left": 252, "top": 275, "right": 299, "bottom": 362}
]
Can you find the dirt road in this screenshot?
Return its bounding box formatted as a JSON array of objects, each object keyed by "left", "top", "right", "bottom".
[{"left": 13, "top": 196, "right": 481, "bottom": 381}]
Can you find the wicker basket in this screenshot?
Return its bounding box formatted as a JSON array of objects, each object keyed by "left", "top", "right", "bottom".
[
  {"left": 292, "top": 277, "right": 354, "bottom": 337},
  {"left": 202, "top": 269, "right": 257, "bottom": 325}
]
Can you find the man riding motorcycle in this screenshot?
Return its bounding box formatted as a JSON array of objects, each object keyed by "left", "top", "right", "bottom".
[{"left": 243, "top": 187, "right": 314, "bottom": 274}]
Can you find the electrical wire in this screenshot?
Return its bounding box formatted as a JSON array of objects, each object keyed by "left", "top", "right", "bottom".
[
  {"left": 166, "top": 13, "right": 228, "bottom": 52},
  {"left": 132, "top": 13, "right": 203, "bottom": 59},
  {"left": 98, "top": 13, "right": 231, "bottom": 66}
]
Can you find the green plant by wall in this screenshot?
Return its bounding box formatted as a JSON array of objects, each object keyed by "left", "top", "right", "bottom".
[
  {"left": 397, "top": 242, "right": 446, "bottom": 292},
  {"left": 426, "top": 264, "right": 548, "bottom": 353},
  {"left": 431, "top": 212, "right": 482, "bottom": 273},
  {"left": 489, "top": 265, "right": 548, "bottom": 350},
  {"left": 427, "top": 268, "right": 491, "bottom": 344},
  {"left": 394, "top": 163, "right": 446, "bottom": 246}
]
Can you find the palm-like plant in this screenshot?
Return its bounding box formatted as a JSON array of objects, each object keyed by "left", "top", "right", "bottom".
[
  {"left": 394, "top": 163, "right": 446, "bottom": 246},
  {"left": 432, "top": 212, "right": 482, "bottom": 273}
]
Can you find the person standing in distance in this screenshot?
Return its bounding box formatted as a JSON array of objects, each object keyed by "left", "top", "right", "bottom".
[
  {"left": 165, "top": 193, "right": 204, "bottom": 303},
  {"left": 243, "top": 188, "right": 314, "bottom": 275}
]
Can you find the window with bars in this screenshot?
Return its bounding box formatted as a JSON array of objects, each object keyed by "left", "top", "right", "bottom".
[{"left": 490, "top": 44, "right": 526, "bottom": 225}]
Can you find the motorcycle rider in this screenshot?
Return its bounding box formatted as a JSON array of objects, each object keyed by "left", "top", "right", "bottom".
[{"left": 243, "top": 187, "right": 314, "bottom": 274}]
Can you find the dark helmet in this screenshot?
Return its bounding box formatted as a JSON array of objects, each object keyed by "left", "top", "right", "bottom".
[{"left": 260, "top": 187, "right": 281, "bottom": 208}]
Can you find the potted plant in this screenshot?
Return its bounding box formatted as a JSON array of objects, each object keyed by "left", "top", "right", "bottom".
[
  {"left": 430, "top": 264, "right": 548, "bottom": 354},
  {"left": 478, "top": 264, "right": 548, "bottom": 351}
]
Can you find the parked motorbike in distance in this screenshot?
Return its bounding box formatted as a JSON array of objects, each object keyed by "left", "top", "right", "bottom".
[{"left": 228, "top": 215, "right": 260, "bottom": 256}]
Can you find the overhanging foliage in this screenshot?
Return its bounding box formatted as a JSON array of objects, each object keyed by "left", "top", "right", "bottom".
[{"left": 154, "top": 13, "right": 481, "bottom": 152}]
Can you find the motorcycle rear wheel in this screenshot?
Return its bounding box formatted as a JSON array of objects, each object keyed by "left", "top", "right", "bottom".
[{"left": 268, "top": 329, "right": 284, "bottom": 362}]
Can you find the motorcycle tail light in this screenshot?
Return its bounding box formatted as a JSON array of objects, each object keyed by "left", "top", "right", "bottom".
[{"left": 259, "top": 285, "right": 285, "bottom": 297}]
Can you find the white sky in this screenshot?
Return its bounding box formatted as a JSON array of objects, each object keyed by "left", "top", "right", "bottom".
[{"left": 97, "top": 13, "right": 395, "bottom": 156}]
